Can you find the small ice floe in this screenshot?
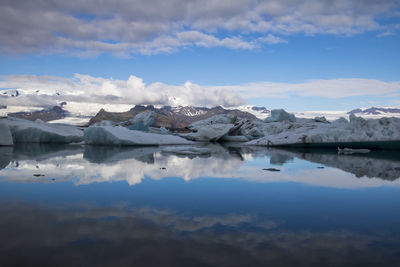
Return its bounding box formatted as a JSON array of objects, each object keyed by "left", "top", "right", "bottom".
[
  {"left": 337, "top": 147, "right": 371, "bottom": 154},
  {"left": 161, "top": 146, "right": 212, "bottom": 155}
]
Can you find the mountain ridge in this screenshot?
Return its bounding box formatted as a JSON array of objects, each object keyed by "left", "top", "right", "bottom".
[{"left": 89, "top": 105, "right": 258, "bottom": 130}]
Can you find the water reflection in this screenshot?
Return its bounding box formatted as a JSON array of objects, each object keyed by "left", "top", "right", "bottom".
[
  {"left": 1, "top": 144, "right": 400, "bottom": 266},
  {"left": 1, "top": 144, "right": 400, "bottom": 188},
  {"left": 0, "top": 201, "right": 399, "bottom": 267}
]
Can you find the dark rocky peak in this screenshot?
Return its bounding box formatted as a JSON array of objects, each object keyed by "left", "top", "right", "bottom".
[{"left": 8, "top": 105, "right": 67, "bottom": 122}]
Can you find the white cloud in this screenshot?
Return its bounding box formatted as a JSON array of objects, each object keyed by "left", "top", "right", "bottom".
[
  {"left": 216, "top": 78, "right": 400, "bottom": 99},
  {"left": 0, "top": 0, "right": 398, "bottom": 55},
  {"left": 258, "top": 34, "right": 288, "bottom": 44},
  {"left": 0, "top": 74, "right": 246, "bottom": 108},
  {"left": 1, "top": 74, "right": 399, "bottom": 110}
]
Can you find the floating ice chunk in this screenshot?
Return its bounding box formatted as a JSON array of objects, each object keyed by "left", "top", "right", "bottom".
[
  {"left": 189, "top": 114, "right": 235, "bottom": 130},
  {"left": 126, "top": 111, "right": 154, "bottom": 131},
  {"left": 264, "top": 109, "right": 296, "bottom": 123},
  {"left": 0, "top": 117, "right": 83, "bottom": 144},
  {"left": 84, "top": 125, "right": 193, "bottom": 146},
  {"left": 314, "top": 116, "right": 329, "bottom": 123},
  {"left": 245, "top": 116, "right": 400, "bottom": 147},
  {"left": 161, "top": 146, "right": 212, "bottom": 155},
  {"left": 338, "top": 148, "right": 371, "bottom": 154},
  {"left": 0, "top": 123, "right": 13, "bottom": 146},
  {"left": 332, "top": 117, "right": 349, "bottom": 124},
  {"left": 148, "top": 126, "right": 170, "bottom": 135},
  {"left": 181, "top": 123, "right": 234, "bottom": 141},
  {"left": 93, "top": 120, "right": 117, "bottom": 127},
  {"left": 220, "top": 135, "right": 249, "bottom": 142}
]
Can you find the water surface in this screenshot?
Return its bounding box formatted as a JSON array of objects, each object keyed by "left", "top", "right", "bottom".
[{"left": 1, "top": 144, "right": 400, "bottom": 266}]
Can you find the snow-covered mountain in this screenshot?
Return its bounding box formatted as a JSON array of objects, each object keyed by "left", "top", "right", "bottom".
[
  {"left": 170, "top": 106, "right": 208, "bottom": 117},
  {"left": 347, "top": 107, "right": 400, "bottom": 116},
  {"left": 236, "top": 105, "right": 270, "bottom": 120}
]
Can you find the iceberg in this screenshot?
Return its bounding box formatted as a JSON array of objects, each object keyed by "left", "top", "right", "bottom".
[
  {"left": 189, "top": 114, "right": 236, "bottom": 130},
  {"left": 181, "top": 123, "right": 234, "bottom": 141},
  {"left": 0, "top": 123, "right": 13, "bottom": 146},
  {"left": 264, "top": 109, "right": 296, "bottom": 123},
  {"left": 337, "top": 148, "right": 371, "bottom": 154},
  {"left": 178, "top": 114, "right": 237, "bottom": 142},
  {"left": 84, "top": 125, "right": 193, "bottom": 146},
  {"left": 161, "top": 146, "right": 212, "bottom": 155},
  {"left": 245, "top": 115, "right": 400, "bottom": 148},
  {"left": 125, "top": 110, "right": 154, "bottom": 131},
  {"left": 0, "top": 117, "right": 83, "bottom": 144}
]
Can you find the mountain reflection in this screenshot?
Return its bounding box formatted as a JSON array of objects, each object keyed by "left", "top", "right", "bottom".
[
  {"left": 0, "top": 201, "right": 399, "bottom": 267},
  {"left": 0, "top": 144, "right": 400, "bottom": 187}
]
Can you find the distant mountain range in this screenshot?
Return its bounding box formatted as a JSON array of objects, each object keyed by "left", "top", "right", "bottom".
[
  {"left": 5, "top": 105, "right": 400, "bottom": 127},
  {"left": 89, "top": 105, "right": 258, "bottom": 130},
  {"left": 347, "top": 107, "right": 400, "bottom": 115},
  {"left": 8, "top": 106, "right": 67, "bottom": 122}
]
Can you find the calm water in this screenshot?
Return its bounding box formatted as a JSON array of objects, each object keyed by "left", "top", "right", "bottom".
[{"left": 1, "top": 144, "right": 400, "bottom": 266}]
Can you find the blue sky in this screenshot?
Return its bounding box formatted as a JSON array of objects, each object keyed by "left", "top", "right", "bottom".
[{"left": 0, "top": 0, "right": 399, "bottom": 111}]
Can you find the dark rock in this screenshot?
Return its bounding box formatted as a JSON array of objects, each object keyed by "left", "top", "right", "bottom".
[
  {"left": 262, "top": 168, "right": 280, "bottom": 172},
  {"left": 8, "top": 106, "right": 67, "bottom": 122},
  {"left": 88, "top": 105, "right": 257, "bottom": 131}
]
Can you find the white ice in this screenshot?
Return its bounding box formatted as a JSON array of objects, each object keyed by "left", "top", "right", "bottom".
[
  {"left": 245, "top": 115, "right": 400, "bottom": 146},
  {"left": 0, "top": 123, "right": 13, "bottom": 146},
  {"left": 264, "top": 109, "right": 296, "bottom": 123},
  {"left": 0, "top": 117, "right": 84, "bottom": 144},
  {"left": 84, "top": 125, "right": 194, "bottom": 146}
]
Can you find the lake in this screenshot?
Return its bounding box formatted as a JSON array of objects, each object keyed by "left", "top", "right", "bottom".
[{"left": 1, "top": 144, "right": 400, "bottom": 266}]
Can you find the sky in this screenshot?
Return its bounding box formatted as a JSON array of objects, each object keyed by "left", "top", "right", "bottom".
[{"left": 0, "top": 0, "right": 400, "bottom": 111}]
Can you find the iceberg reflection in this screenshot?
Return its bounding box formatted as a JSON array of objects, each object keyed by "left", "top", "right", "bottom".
[{"left": 0, "top": 144, "right": 400, "bottom": 188}]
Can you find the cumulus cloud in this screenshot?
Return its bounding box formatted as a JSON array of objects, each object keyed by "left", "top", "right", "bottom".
[
  {"left": 219, "top": 78, "right": 400, "bottom": 99},
  {"left": 1, "top": 74, "right": 400, "bottom": 109},
  {"left": 0, "top": 0, "right": 398, "bottom": 55},
  {"left": 0, "top": 74, "right": 246, "bottom": 108}
]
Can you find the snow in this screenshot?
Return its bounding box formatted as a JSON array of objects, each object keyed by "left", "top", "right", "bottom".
[
  {"left": 245, "top": 115, "right": 400, "bottom": 147},
  {"left": 234, "top": 105, "right": 270, "bottom": 120},
  {"left": 264, "top": 109, "right": 296, "bottom": 123},
  {"left": 0, "top": 123, "right": 13, "bottom": 146},
  {"left": 84, "top": 125, "right": 194, "bottom": 146},
  {"left": 295, "top": 109, "right": 400, "bottom": 121},
  {"left": 0, "top": 117, "right": 84, "bottom": 144},
  {"left": 49, "top": 116, "right": 91, "bottom": 126}
]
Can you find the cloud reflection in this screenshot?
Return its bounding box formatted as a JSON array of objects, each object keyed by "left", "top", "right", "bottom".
[
  {"left": 0, "top": 144, "right": 400, "bottom": 188},
  {"left": 0, "top": 201, "right": 398, "bottom": 267}
]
